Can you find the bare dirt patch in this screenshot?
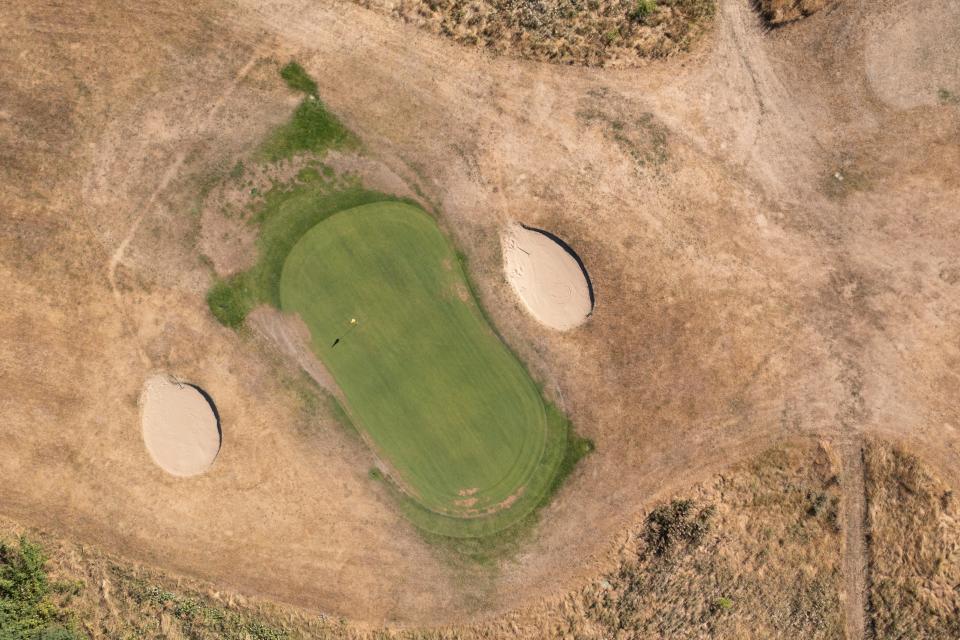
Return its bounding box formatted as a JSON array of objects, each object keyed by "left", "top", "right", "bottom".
[
  {"left": 140, "top": 373, "right": 221, "bottom": 477},
  {"left": 863, "top": 0, "right": 960, "bottom": 109}
]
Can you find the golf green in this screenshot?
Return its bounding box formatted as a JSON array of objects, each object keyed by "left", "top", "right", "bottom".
[{"left": 280, "top": 202, "right": 557, "bottom": 524}]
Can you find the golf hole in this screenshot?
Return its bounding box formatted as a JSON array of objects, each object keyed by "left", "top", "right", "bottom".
[
  {"left": 502, "top": 223, "right": 594, "bottom": 330},
  {"left": 140, "top": 373, "right": 221, "bottom": 477}
]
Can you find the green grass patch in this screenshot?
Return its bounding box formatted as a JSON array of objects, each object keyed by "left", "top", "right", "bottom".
[
  {"left": 259, "top": 99, "right": 356, "bottom": 162},
  {"left": 280, "top": 61, "right": 318, "bottom": 97},
  {"left": 0, "top": 537, "right": 84, "bottom": 639},
  {"left": 256, "top": 61, "right": 356, "bottom": 162},
  {"left": 281, "top": 203, "right": 560, "bottom": 530},
  {"left": 938, "top": 88, "right": 959, "bottom": 105},
  {"left": 123, "top": 577, "right": 290, "bottom": 640},
  {"left": 631, "top": 0, "right": 658, "bottom": 20}
]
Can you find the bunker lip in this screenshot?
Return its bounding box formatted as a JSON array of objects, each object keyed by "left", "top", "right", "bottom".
[
  {"left": 139, "top": 373, "right": 221, "bottom": 478},
  {"left": 520, "top": 223, "right": 595, "bottom": 310},
  {"left": 503, "top": 223, "right": 594, "bottom": 331}
]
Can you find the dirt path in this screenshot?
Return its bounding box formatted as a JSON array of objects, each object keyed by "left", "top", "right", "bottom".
[{"left": 839, "top": 437, "right": 870, "bottom": 640}]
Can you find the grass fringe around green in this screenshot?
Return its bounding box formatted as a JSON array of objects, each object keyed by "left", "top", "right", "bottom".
[
  {"left": 207, "top": 175, "right": 592, "bottom": 541},
  {"left": 402, "top": 419, "right": 593, "bottom": 560},
  {"left": 207, "top": 175, "right": 409, "bottom": 328},
  {"left": 376, "top": 403, "right": 592, "bottom": 541}
]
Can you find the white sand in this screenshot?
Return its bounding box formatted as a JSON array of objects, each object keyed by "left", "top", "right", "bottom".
[
  {"left": 502, "top": 224, "right": 592, "bottom": 331},
  {"left": 140, "top": 374, "right": 220, "bottom": 477}
]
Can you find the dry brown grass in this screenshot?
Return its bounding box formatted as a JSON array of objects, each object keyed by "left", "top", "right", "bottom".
[
  {"left": 17, "top": 440, "right": 960, "bottom": 639},
  {"left": 755, "top": 0, "right": 832, "bottom": 25},
  {"left": 864, "top": 440, "right": 960, "bottom": 640},
  {"left": 498, "top": 443, "right": 846, "bottom": 639},
  {"left": 353, "top": 0, "right": 716, "bottom": 66},
  {"left": 1, "top": 443, "right": 850, "bottom": 639}
]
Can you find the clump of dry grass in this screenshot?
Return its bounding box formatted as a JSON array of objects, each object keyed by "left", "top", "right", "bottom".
[
  {"left": 864, "top": 441, "right": 960, "bottom": 640},
  {"left": 755, "top": 0, "right": 832, "bottom": 25},
  {"left": 354, "top": 0, "right": 716, "bottom": 66}
]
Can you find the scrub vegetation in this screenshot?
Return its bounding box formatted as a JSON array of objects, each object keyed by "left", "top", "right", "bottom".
[
  {"left": 1, "top": 443, "right": 862, "bottom": 638},
  {"left": 354, "top": 0, "right": 715, "bottom": 66},
  {"left": 0, "top": 537, "right": 83, "bottom": 640},
  {"left": 756, "top": 0, "right": 832, "bottom": 24},
  {"left": 865, "top": 441, "right": 960, "bottom": 639}
]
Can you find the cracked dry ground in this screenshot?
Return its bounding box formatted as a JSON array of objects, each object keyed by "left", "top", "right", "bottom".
[{"left": 2, "top": 0, "right": 959, "bottom": 634}]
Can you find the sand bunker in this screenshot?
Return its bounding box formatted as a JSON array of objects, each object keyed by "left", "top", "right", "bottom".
[
  {"left": 502, "top": 224, "right": 593, "bottom": 331},
  {"left": 140, "top": 374, "right": 220, "bottom": 477}
]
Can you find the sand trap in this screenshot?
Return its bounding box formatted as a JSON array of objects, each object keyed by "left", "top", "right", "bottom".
[
  {"left": 502, "top": 224, "right": 593, "bottom": 331},
  {"left": 140, "top": 373, "right": 221, "bottom": 477}
]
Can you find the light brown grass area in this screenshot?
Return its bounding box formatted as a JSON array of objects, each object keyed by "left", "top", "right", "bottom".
[
  {"left": 864, "top": 441, "right": 960, "bottom": 640},
  {"left": 0, "top": 443, "right": 846, "bottom": 638},
  {"left": 354, "top": 0, "right": 716, "bottom": 67},
  {"left": 756, "top": 0, "right": 832, "bottom": 25}
]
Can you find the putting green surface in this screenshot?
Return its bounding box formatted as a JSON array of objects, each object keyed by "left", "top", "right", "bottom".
[{"left": 281, "top": 203, "right": 556, "bottom": 523}]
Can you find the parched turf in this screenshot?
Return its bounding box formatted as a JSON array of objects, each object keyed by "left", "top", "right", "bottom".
[{"left": 280, "top": 203, "right": 563, "bottom": 530}]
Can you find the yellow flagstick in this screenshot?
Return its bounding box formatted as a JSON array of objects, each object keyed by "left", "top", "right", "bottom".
[{"left": 333, "top": 318, "right": 359, "bottom": 348}]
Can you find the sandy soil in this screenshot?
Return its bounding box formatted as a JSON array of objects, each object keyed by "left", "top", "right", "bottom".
[
  {"left": 140, "top": 373, "right": 221, "bottom": 477},
  {"left": 2, "top": 0, "right": 960, "bottom": 630},
  {"left": 502, "top": 224, "right": 593, "bottom": 331}
]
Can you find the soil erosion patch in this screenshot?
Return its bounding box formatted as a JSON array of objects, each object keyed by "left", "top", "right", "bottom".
[
  {"left": 280, "top": 202, "right": 569, "bottom": 537},
  {"left": 502, "top": 223, "right": 593, "bottom": 331},
  {"left": 140, "top": 374, "right": 221, "bottom": 477}
]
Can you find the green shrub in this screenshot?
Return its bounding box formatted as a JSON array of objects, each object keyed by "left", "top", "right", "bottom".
[
  {"left": 0, "top": 537, "right": 84, "bottom": 639},
  {"left": 631, "top": 0, "right": 657, "bottom": 19},
  {"left": 206, "top": 277, "right": 254, "bottom": 328}
]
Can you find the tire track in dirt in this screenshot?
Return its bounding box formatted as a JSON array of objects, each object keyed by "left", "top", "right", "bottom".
[
  {"left": 105, "top": 44, "right": 269, "bottom": 356},
  {"left": 838, "top": 436, "right": 870, "bottom": 640}
]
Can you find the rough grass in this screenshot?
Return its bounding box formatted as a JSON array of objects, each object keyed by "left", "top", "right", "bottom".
[
  {"left": 864, "top": 440, "right": 960, "bottom": 639},
  {"left": 259, "top": 99, "right": 356, "bottom": 162},
  {"left": 554, "top": 445, "right": 845, "bottom": 639},
  {"left": 8, "top": 442, "right": 940, "bottom": 639},
  {"left": 281, "top": 202, "right": 571, "bottom": 532},
  {"left": 354, "top": 0, "right": 716, "bottom": 66}
]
